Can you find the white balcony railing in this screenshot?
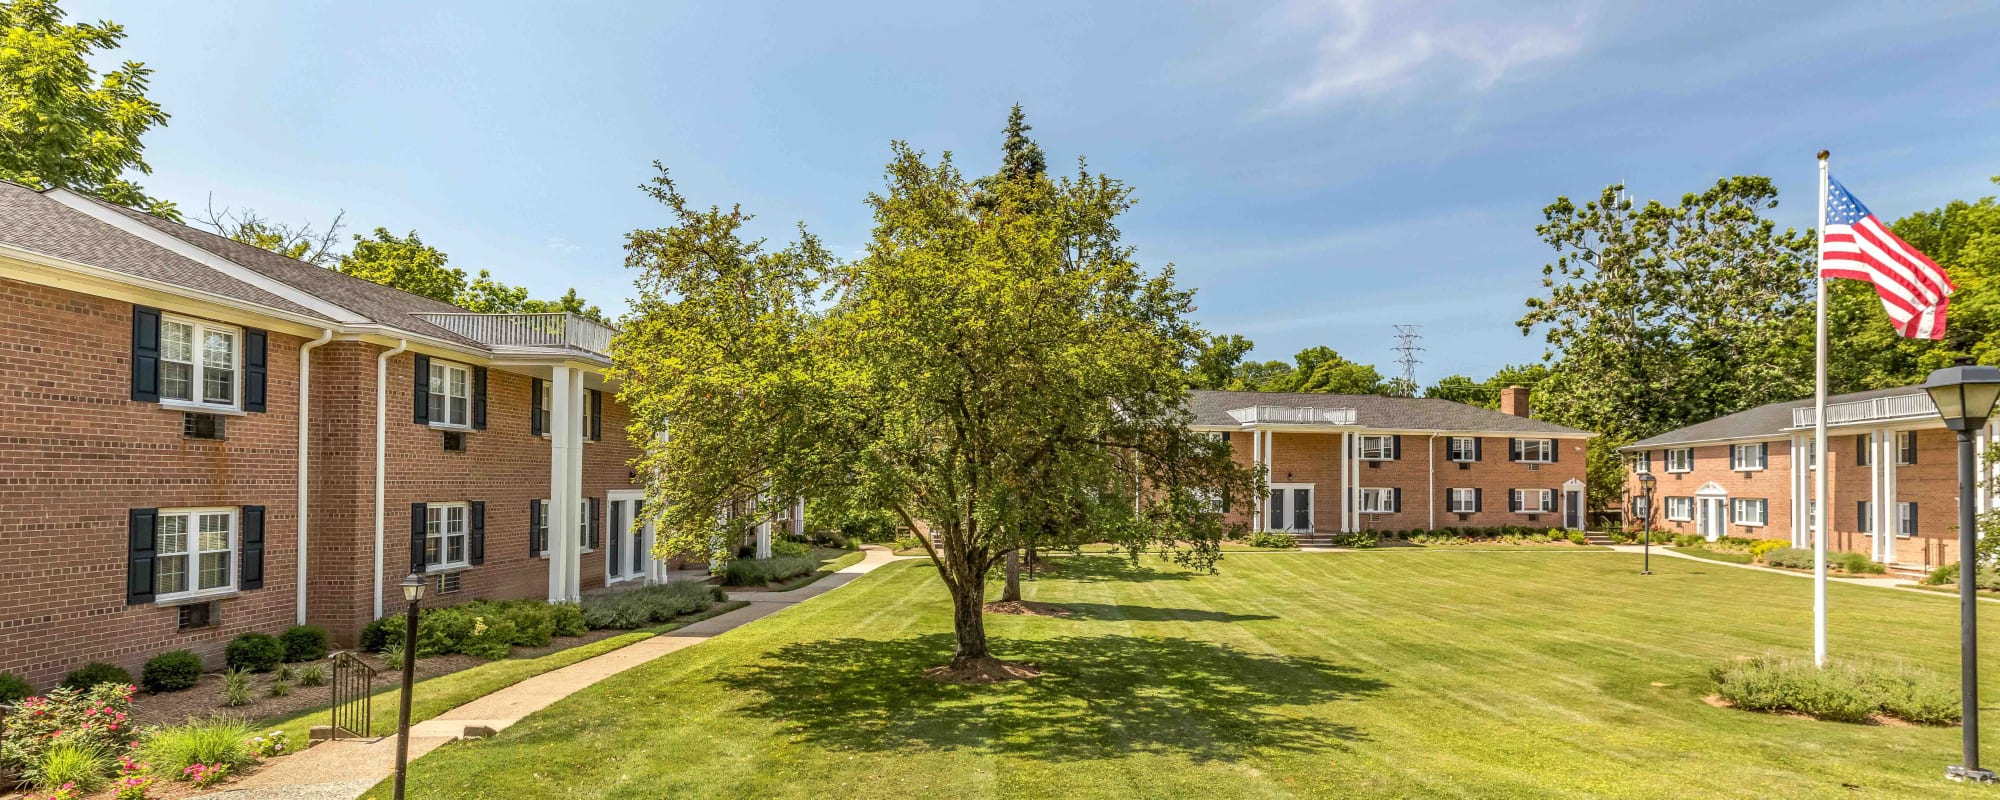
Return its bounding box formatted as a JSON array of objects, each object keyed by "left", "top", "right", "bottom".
[
  {"left": 411, "top": 312, "right": 616, "bottom": 357},
  {"left": 1789, "top": 392, "right": 1934, "bottom": 429},
  {"left": 1226, "top": 405, "right": 1358, "bottom": 425}
]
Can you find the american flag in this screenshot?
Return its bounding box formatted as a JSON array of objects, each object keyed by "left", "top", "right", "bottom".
[{"left": 1819, "top": 176, "right": 1953, "bottom": 339}]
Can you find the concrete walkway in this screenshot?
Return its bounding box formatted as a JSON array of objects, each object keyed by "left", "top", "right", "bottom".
[
  {"left": 1611, "top": 543, "right": 2000, "bottom": 603},
  {"left": 199, "top": 546, "right": 912, "bottom": 800}
]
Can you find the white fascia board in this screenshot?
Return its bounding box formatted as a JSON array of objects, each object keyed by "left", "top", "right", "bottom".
[
  {"left": 0, "top": 242, "right": 336, "bottom": 335},
  {"left": 44, "top": 189, "right": 370, "bottom": 324}
]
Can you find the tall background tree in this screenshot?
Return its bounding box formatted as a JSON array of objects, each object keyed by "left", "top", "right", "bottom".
[
  {"left": 617, "top": 124, "right": 1256, "bottom": 680},
  {"left": 0, "top": 0, "right": 177, "bottom": 219},
  {"left": 196, "top": 198, "right": 347, "bottom": 266}
]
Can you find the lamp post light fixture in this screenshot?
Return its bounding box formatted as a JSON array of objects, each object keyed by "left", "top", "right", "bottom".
[
  {"left": 1922, "top": 357, "right": 2000, "bottom": 785},
  {"left": 393, "top": 572, "right": 426, "bottom": 799},
  {"left": 1638, "top": 472, "right": 1657, "bottom": 576}
]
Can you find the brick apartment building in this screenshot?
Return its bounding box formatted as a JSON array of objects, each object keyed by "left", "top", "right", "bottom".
[
  {"left": 0, "top": 181, "right": 799, "bottom": 690},
  {"left": 1190, "top": 387, "right": 1593, "bottom": 541},
  {"left": 1619, "top": 385, "right": 1995, "bottom": 569}
]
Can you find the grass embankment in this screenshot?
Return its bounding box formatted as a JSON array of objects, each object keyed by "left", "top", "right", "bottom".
[{"left": 374, "top": 551, "right": 2000, "bottom": 799}]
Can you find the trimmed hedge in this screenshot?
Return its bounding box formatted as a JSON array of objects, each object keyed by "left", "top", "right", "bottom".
[
  {"left": 224, "top": 633, "right": 285, "bottom": 672},
  {"left": 1244, "top": 531, "right": 1296, "bottom": 549},
  {"left": 580, "top": 581, "right": 725, "bottom": 629},
  {"left": 722, "top": 555, "right": 819, "bottom": 586},
  {"left": 362, "top": 598, "right": 602, "bottom": 659},
  {"left": 141, "top": 649, "right": 204, "bottom": 693},
  {"left": 60, "top": 661, "right": 132, "bottom": 690},
  {"left": 1712, "top": 655, "right": 1958, "bottom": 725},
  {"left": 1761, "top": 547, "right": 1885, "bottom": 574},
  {"left": 280, "top": 625, "right": 330, "bottom": 662}
]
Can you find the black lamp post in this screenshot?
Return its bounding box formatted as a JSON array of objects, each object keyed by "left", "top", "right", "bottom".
[
  {"left": 1638, "top": 472, "right": 1657, "bottom": 575},
  {"left": 393, "top": 572, "right": 426, "bottom": 799},
  {"left": 1922, "top": 358, "right": 2000, "bottom": 785}
]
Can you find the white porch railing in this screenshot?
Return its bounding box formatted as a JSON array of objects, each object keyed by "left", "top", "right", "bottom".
[
  {"left": 412, "top": 312, "right": 616, "bottom": 357},
  {"left": 1789, "top": 392, "right": 1934, "bottom": 429},
  {"left": 1226, "top": 406, "right": 1358, "bottom": 425}
]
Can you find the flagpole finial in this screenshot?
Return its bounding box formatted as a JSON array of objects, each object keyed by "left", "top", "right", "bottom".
[{"left": 1818, "top": 150, "right": 1830, "bottom": 161}]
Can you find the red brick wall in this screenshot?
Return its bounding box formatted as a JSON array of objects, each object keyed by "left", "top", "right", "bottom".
[
  {"left": 1222, "top": 430, "right": 1588, "bottom": 533},
  {"left": 0, "top": 278, "right": 301, "bottom": 688},
  {"left": 1628, "top": 441, "right": 1795, "bottom": 541}
]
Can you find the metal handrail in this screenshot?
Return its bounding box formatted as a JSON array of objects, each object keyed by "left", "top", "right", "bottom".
[
  {"left": 411, "top": 312, "right": 616, "bottom": 357},
  {"left": 329, "top": 651, "right": 378, "bottom": 740},
  {"left": 1790, "top": 393, "right": 1933, "bottom": 428}
]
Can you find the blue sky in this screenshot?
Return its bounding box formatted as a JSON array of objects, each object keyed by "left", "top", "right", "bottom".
[{"left": 68, "top": 0, "right": 2000, "bottom": 382}]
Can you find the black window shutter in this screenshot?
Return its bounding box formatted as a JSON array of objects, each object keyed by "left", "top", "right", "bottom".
[
  {"left": 1909, "top": 503, "right": 1919, "bottom": 536},
  {"left": 1473, "top": 438, "right": 1483, "bottom": 461},
  {"left": 413, "top": 354, "right": 431, "bottom": 425},
  {"left": 590, "top": 389, "right": 603, "bottom": 441},
  {"left": 1549, "top": 441, "right": 1559, "bottom": 463},
  {"left": 589, "top": 497, "right": 602, "bottom": 549},
  {"left": 1473, "top": 487, "right": 1483, "bottom": 512},
  {"left": 1509, "top": 439, "right": 1521, "bottom": 462},
  {"left": 469, "top": 501, "right": 486, "bottom": 565},
  {"left": 243, "top": 328, "right": 269, "bottom": 412},
  {"left": 1857, "top": 500, "right": 1869, "bottom": 533},
  {"left": 1509, "top": 490, "right": 1521, "bottom": 512},
  {"left": 127, "top": 508, "right": 159, "bottom": 604},
  {"left": 410, "top": 503, "right": 428, "bottom": 573},
  {"left": 1903, "top": 432, "right": 1918, "bottom": 465},
  {"left": 1221, "top": 431, "right": 1232, "bottom": 442},
  {"left": 131, "top": 306, "right": 161, "bottom": 402},
  {"left": 473, "top": 367, "right": 488, "bottom": 430},
  {"left": 1758, "top": 442, "right": 1769, "bottom": 467},
  {"left": 1390, "top": 435, "right": 1401, "bottom": 460},
  {"left": 530, "top": 379, "right": 544, "bottom": 437},
  {"left": 1391, "top": 487, "right": 1402, "bottom": 513},
  {"left": 1548, "top": 487, "right": 1558, "bottom": 512},
  {"left": 529, "top": 499, "right": 543, "bottom": 556},
  {"left": 240, "top": 505, "right": 266, "bottom": 590},
  {"left": 1221, "top": 489, "right": 1231, "bottom": 514}
]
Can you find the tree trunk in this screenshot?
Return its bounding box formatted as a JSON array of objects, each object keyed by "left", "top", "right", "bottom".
[
  {"left": 948, "top": 574, "right": 993, "bottom": 668},
  {"left": 1026, "top": 540, "right": 1037, "bottom": 581},
  {"left": 1002, "top": 550, "right": 1022, "bottom": 602}
]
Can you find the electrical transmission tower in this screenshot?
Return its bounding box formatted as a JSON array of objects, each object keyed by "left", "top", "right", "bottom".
[{"left": 1391, "top": 325, "right": 1424, "bottom": 397}]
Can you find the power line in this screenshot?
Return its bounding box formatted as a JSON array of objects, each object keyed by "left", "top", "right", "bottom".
[{"left": 1391, "top": 325, "right": 1424, "bottom": 396}]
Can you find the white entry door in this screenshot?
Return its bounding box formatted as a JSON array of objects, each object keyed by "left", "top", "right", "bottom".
[
  {"left": 1267, "top": 484, "right": 1314, "bottom": 532},
  {"left": 1698, "top": 497, "right": 1727, "bottom": 541},
  {"left": 605, "top": 491, "right": 651, "bottom": 585}
]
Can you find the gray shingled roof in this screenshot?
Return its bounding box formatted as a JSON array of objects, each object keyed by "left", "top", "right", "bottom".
[
  {"left": 75, "top": 193, "right": 485, "bottom": 348},
  {"left": 1189, "top": 390, "right": 1592, "bottom": 435},
  {"left": 0, "top": 182, "right": 326, "bottom": 319},
  {"left": 1622, "top": 385, "right": 1925, "bottom": 449}
]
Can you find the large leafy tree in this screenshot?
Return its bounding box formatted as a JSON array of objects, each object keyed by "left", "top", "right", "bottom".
[
  {"left": 339, "top": 228, "right": 464, "bottom": 303},
  {"left": 618, "top": 140, "right": 1256, "bottom": 679},
  {"left": 1258, "top": 346, "right": 1386, "bottom": 394},
  {"left": 1519, "top": 177, "right": 1815, "bottom": 509},
  {"left": 1189, "top": 333, "right": 1255, "bottom": 390},
  {"left": 1421, "top": 363, "right": 1549, "bottom": 409},
  {"left": 0, "top": 0, "right": 176, "bottom": 219}
]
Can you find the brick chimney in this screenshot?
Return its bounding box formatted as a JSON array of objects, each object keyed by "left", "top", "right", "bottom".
[{"left": 1500, "top": 385, "right": 1531, "bottom": 418}]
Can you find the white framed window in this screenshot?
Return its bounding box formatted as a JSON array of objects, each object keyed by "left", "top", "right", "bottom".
[
  {"left": 429, "top": 360, "right": 471, "bottom": 428},
  {"left": 1897, "top": 431, "right": 1917, "bottom": 466},
  {"left": 1358, "top": 435, "right": 1396, "bottom": 461},
  {"left": 159, "top": 315, "right": 240, "bottom": 410},
  {"left": 155, "top": 507, "right": 236, "bottom": 600},
  {"left": 537, "top": 499, "right": 550, "bottom": 554},
  {"left": 581, "top": 393, "right": 596, "bottom": 442},
  {"left": 1515, "top": 438, "right": 1553, "bottom": 463},
  {"left": 579, "top": 499, "right": 593, "bottom": 551},
  {"left": 1514, "top": 488, "right": 1554, "bottom": 513},
  {"left": 1730, "top": 443, "right": 1768, "bottom": 471},
  {"left": 1632, "top": 495, "right": 1650, "bottom": 519},
  {"left": 1447, "top": 488, "right": 1477, "bottom": 513},
  {"left": 426, "top": 502, "right": 469, "bottom": 569},
  {"left": 1897, "top": 501, "right": 1918, "bottom": 537},
  {"left": 1358, "top": 487, "right": 1395, "bottom": 513},
  {"left": 1731, "top": 498, "right": 1769, "bottom": 526},
  {"left": 1664, "top": 496, "right": 1694, "bottom": 521},
  {"left": 1448, "top": 437, "right": 1477, "bottom": 462},
  {"left": 1666, "top": 448, "right": 1694, "bottom": 473},
  {"left": 1633, "top": 451, "right": 1650, "bottom": 474},
  {"left": 538, "top": 380, "right": 552, "bottom": 437}
]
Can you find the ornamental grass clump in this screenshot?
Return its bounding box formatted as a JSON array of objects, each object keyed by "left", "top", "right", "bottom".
[
  {"left": 1710, "top": 655, "right": 1958, "bottom": 725},
  {"left": 721, "top": 555, "right": 818, "bottom": 586},
  {"left": 32, "top": 742, "right": 112, "bottom": 793},
  {"left": 140, "top": 718, "right": 254, "bottom": 778},
  {"left": 580, "top": 580, "right": 721, "bottom": 629}
]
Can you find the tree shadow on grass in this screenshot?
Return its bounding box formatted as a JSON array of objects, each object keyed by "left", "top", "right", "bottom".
[
  {"left": 1033, "top": 554, "right": 1196, "bottom": 583},
  {"left": 1054, "top": 603, "right": 1278, "bottom": 623},
  {"left": 715, "top": 633, "right": 1384, "bottom": 762}
]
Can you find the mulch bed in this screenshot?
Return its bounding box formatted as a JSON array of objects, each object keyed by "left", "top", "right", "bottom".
[
  {"left": 1701, "top": 694, "right": 1918, "bottom": 727},
  {"left": 923, "top": 659, "right": 1044, "bottom": 685},
  {"left": 128, "top": 628, "right": 634, "bottom": 729},
  {"left": 983, "top": 600, "right": 1074, "bottom": 618}
]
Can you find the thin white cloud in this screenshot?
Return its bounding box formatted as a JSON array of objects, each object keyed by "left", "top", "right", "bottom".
[
  {"left": 544, "top": 236, "right": 583, "bottom": 255},
  {"left": 1278, "top": 0, "right": 1594, "bottom": 108}
]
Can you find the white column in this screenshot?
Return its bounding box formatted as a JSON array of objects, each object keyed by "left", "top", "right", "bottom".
[
  {"left": 1250, "top": 429, "right": 1264, "bottom": 533},
  {"left": 1883, "top": 430, "right": 1900, "bottom": 564},
  {"left": 1337, "top": 432, "right": 1351, "bottom": 533},
  {"left": 1264, "top": 431, "right": 1277, "bottom": 531},
  {"left": 567, "top": 371, "right": 586, "bottom": 600},
  {"left": 755, "top": 494, "right": 773, "bottom": 559},
  {"left": 548, "top": 368, "right": 573, "bottom": 602}
]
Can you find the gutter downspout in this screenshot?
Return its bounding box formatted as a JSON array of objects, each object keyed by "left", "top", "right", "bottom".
[
  {"left": 295, "top": 329, "right": 333, "bottom": 625},
  {"left": 374, "top": 339, "right": 409, "bottom": 620},
  {"left": 1428, "top": 431, "right": 1441, "bottom": 531}
]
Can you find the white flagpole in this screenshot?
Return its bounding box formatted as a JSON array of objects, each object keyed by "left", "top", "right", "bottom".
[{"left": 1813, "top": 150, "right": 1831, "bottom": 667}]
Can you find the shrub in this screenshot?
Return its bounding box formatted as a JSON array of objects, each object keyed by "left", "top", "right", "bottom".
[
  {"left": 61, "top": 662, "right": 133, "bottom": 691},
  {"left": 359, "top": 614, "right": 400, "bottom": 652},
  {"left": 140, "top": 718, "right": 255, "bottom": 777},
  {"left": 296, "top": 664, "right": 326, "bottom": 687},
  {"left": 1761, "top": 547, "right": 1814, "bottom": 569},
  {"left": 247, "top": 729, "right": 290, "bottom": 759},
  {"left": 1836, "top": 551, "right": 1887, "bottom": 574},
  {"left": 0, "top": 683, "right": 134, "bottom": 782},
  {"left": 1748, "top": 538, "right": 1787, "bottom": 560},
  {"left": 581, "top": 581, "right": 718, "bottom": 629},
  {"left": 894, "top": 535, "right": 926, "bottom": 552},
  {"left": 551, "top": 603, "right": 588, "bottom": 637},
  {"left": 279, "top": 625, "right": 329, "bottom": 662},
  {"left": 1245, "top": 531, "right": 1296, "bottom": 549},
  {"left": 1711, "top": 655, "right": 1958, "bottom": 725},
  {"left": 0, "top": 671, "right": 30, "bottom": 704},
  {"left": 722, "top": 555, "right": 818, "bottom": 586},
  {"left": 224, "top": 633, "right": 284, "bottom": 673},
  {"left": 1325, "top": 531, "right": 1378, "bottom": 549},
  {"left": 32, "top": 741, "right": 112, "bottom": 793},
  {"left": 771, "top": 538, "right": 813, "bottom": 558},
  {"left": 219, "top": 669, "right": 252, "bottom": 708},
  {"left": 1567, "top": 531, "right": 1588, "bottom": 545},
  {"left": 266, "top": 675, "right": 291, "bottom": 697},
  {"left": 141, "top": 650, "right": 203, "bottom": 693}
]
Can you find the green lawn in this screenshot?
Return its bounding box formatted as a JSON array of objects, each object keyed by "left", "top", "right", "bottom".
[
  {"left": 375, "top": 551, "right": 2000, "bottom": 799},
  {"left": 1668, "top": 545, "right": 1756, "bottom": 564}
]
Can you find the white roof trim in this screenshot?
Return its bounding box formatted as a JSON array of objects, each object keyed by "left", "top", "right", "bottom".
[{"left": 44, "top": 189, "right": 370, "bottom": 324}]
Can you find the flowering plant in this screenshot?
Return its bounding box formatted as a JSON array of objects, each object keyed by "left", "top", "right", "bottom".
[
  {"left": 112, "top": 754, "right": 154, "bottom": 799},
  {"left": 248, "top": 729, "right": 290, "bottom": 759},
  {"left": 30, "top": 782, "right": 79, "bottom": 800},
  {"left": 182, "top": 761, "right": 231, "bottom": 788},
  {"left": 0, "top": 683, "right": 136, "bottom": 777}
]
